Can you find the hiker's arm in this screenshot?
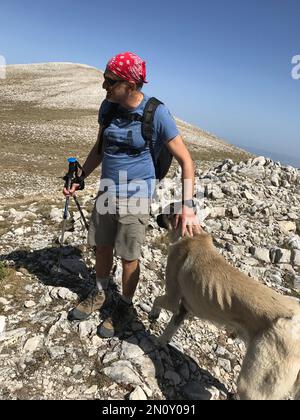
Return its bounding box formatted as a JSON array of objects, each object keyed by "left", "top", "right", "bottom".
[
  {"left": 81, "top": 127, "right": 104, "bottom": 178},
  {"left": 166, "top": 135, "right": 195, "bottom": 200},
  {"left": 166, "top": 135, "right": 202, "bottom": 236}
]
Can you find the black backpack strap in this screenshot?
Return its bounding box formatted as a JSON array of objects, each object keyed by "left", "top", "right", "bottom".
[
  {"left": 117, "top": 112, "right": 143, "bottom": 123},
  {"left": 141, "top": 97, "right": 163, "bottom": 147},
  {"left": 102, "top": 103, "right": 119, "bottom": 127},
  {"left": 142, "top": 97, "right": 175, "bottom": 181},
  {"left": 98, "top": 103, "right": 119, "bottom": 154}
]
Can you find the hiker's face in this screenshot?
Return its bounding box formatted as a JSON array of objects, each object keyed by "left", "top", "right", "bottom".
[{"left": 102, "top": 70, "right": 134, "bottom": 103}]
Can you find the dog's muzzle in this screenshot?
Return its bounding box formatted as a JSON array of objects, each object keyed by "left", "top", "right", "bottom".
[{"left": 156, "top": 214, "right": 169, "bottom": 229}]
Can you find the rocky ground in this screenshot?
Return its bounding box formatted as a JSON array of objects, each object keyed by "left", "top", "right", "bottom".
[{"left": 0, "top": 156, "right": 299, "bottom": 400}]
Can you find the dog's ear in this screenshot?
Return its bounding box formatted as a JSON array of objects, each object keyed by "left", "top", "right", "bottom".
[{"left": 156, "top": 214, "right": 169, "bottom": 229}]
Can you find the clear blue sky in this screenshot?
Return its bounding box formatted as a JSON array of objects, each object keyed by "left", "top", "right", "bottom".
[{"left": 1, "top": 0, "right": 299, "bottom": 163}]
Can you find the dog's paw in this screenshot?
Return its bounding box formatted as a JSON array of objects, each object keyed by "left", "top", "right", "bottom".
[
  {"left": 227, "top": 392, "right": 239, "bottom": 401},
  {"left": 226, "top": 328, "right": 238, "bottom": 340}
]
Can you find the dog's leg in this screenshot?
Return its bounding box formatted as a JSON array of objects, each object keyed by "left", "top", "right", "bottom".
[
  {"left": 158, "top": 304, "right": 188, "bottom": 346},
  {"left": 238, "top": 330, "right": 300, "bottom": 400},
  {"left": 293, "top": 371, "right": 300, "bottom": 400},
  {"left": 149, "top": 294, "right": 181, "bottom": 322},
  {"left": 149, "top": 295, "right": 165, "bottom": 322},
  {"left": 238, "top": 357, "right": 299, "bottom": 400}
]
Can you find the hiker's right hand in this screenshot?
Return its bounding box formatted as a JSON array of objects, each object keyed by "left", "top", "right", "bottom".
[{"left": 63, "top": 183, "right": 80, "bottom": 197}]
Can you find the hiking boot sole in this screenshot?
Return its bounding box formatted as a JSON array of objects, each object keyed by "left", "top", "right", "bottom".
[
  {"left": 67, "top": 308, "right": 91, "bottom": 322},
  {"left": 97, "top": 322, "right": 115, "bottom": 338}
]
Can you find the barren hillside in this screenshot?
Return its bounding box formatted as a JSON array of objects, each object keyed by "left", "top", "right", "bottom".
[{"left": 0, "top": 62, "right": 252, "bottom": 200}]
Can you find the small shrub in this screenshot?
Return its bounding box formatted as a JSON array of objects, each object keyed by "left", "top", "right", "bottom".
[{"left": 0, "top": 261, "right": 7, "bottom": 281}]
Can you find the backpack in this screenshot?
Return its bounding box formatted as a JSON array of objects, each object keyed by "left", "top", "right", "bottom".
[{"left": 98, "top": 97, "right": 173, "bottom": 181}]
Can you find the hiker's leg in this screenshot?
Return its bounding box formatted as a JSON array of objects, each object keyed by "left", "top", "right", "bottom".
[
  {"left": 121, "top": 258, "right": 140, "bottom": 299},
  {"left": 88, "top": 195, "right": 117, "bottom": 284},
  {"left": 97, "top": 258, "right": 139, "bottom": 338},
  {"left": 114, "top": 205, "right": 148, "bottom": 296},
  {"left": 96, "top": 245, "right": 114, "bottom": 278},
  {"left": 67, "top": 245, "right": 113, "bottom": 322},
  {"left": 97, "top": 202, "right": 148, "bottom": 337}
]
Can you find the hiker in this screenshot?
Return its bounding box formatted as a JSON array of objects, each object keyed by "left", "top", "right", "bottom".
[{"left": 64, "top": 51, "right": 201, "bottom": 338}]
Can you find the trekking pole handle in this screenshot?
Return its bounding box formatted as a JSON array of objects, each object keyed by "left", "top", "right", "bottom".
[
  {"left": 64, "top": 157, "right": 78, "bottom": 189},
  {"left": 62, "top": 157, "right": 78, "bottom": 219},
  {"left": 63, "top": 157, "right": 85, "bottom": 192}
]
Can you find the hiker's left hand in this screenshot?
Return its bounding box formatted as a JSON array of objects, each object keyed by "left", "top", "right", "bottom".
[{"left": 63, "top": 183, "right": 80, "bottom": 197}]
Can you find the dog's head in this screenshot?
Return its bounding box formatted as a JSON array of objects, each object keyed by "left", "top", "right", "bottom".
[
  {"left": 156, "top": 202, "right": 206, "bottom": 243},
  {"left": 156, "top": 203, "right": 175, "bottom": 231},
  {"left": 156, "top": 202, "right": 177, "bottom": 231},
  {"left": 156, "top": 211, "right": 181, "bottom": 244}
]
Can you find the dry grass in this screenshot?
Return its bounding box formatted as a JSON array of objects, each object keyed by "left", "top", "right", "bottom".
[
  {"left": 0, "top": 104, "right": 97, "bottom": 122},
  {"left": 190, "top": 148, "right": 253, "bottom": 163},
  {"left": 0, "top": 262, "right": 7, "bottom": 282},
  {"left": 0, "top": 266, "right": 29, "bottom": 299}
]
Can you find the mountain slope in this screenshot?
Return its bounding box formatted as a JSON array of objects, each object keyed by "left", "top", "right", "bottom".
[{"left": 0, "top": 62, "right": 252, "bottom": 199}]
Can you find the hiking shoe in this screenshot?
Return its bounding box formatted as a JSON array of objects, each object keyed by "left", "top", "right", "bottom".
[
  {"left": 97, "top": 315, "right": 115, "bottom": 338},
  {"left": 68, "top": 288, "right": 106, "bottom": 321},
  {"left": 97, "top": 298, "right": 136, "bottom": 338}
]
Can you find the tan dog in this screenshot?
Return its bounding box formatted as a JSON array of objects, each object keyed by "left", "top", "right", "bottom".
[{"left": 150, "top": 211, "right": 300, "bottom": 400}]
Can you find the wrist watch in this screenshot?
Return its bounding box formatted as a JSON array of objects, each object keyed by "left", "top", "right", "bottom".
[{"left": 182, "top": 199, "right": 196, "bottom": 209}]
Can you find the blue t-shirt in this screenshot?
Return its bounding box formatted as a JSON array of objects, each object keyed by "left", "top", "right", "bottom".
[{"left": 98, "top": 94, "right": 179, "bottom": 198}]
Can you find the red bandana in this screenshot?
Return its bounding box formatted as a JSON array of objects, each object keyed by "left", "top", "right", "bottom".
[{"left": 106, "top": 52, "right": 148, "bottom": 84}]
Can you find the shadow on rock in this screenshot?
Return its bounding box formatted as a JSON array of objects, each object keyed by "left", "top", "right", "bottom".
[
  {"left": 1, "top": 245, "right": 95, "bottom": 300},
  {"left": 98, "top": 290, "right": 229, "bottom": 400}
]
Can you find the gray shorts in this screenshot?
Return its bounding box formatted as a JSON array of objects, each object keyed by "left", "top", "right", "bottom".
[{"left": 88, "top": 193, "right": 150, "bottom": 261}]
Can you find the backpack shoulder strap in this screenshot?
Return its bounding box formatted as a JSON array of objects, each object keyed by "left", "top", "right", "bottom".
[
  {"left": 142, "top": 98, "right": 175, "bottom": 181},
  {"left": 102, "top": 103, "right": 119, "bottom": 127},
  {"left": 141, "top": 97, "right": 163, "bottom": 146},
  {"left": 98, "top": 103, "right": 119, "bottom": 154}
]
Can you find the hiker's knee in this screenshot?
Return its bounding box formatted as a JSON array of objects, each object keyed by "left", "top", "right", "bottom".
[
  {"left": 122, "top": 258, "right": 139, "bottom": 267},
  {"left": 96, "top": 245, "right": 114, "bottom": 258}
]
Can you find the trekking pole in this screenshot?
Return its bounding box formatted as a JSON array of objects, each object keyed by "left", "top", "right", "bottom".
[
  {"left": 60, "top": 157, "right": 78, "bottom": 244},
  {"left": 73, "top": 195, "right": 89, "bottom": 231}
]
